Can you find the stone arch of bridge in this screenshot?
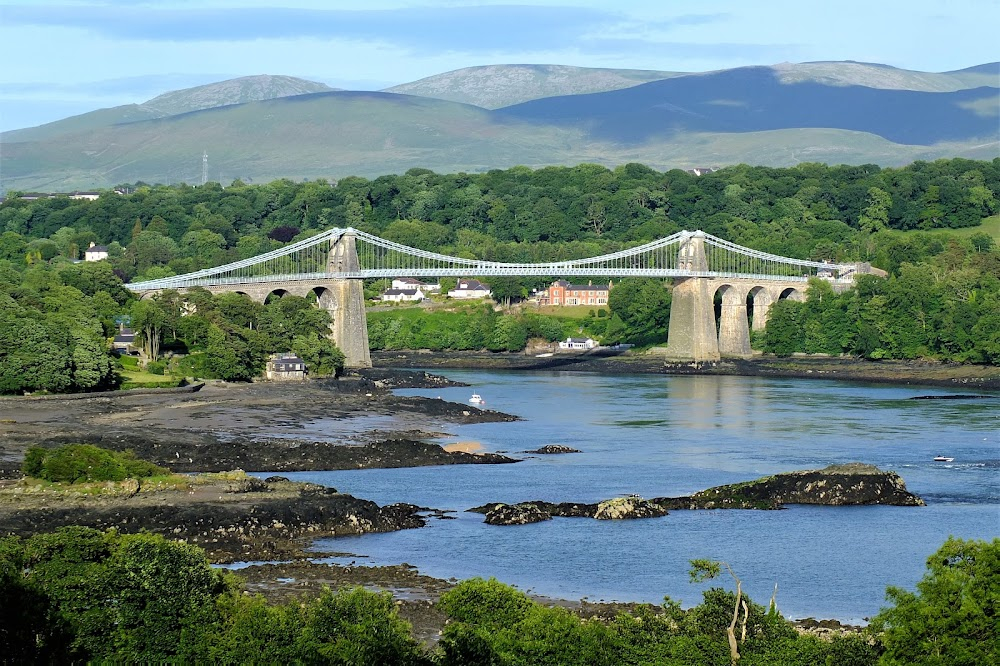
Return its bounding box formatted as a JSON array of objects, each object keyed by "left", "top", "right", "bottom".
[
  {"left": 748, "top": 285, "right": 773, "bottom": 332},
  {"left": 714, "top": 283, "right": 753, "bottom": 358},
  {"left": 264, "top": 288, "right": 291, "bottom": 304},
  {"left": 777, "top": 286, "right": 805, "bottom": 302},
  {"left": 311, "top": 286, "right": 338, "bottom": 312}
]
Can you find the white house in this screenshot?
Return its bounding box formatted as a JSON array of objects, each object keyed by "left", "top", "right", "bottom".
[
  {"left": 448, "top": 279, "right": 492, "bottom": 299},
  {"left": 559, "top": 337, "right": 597, "bottom": 350},
  {"left": 380, "top": 288, "right": 424, "bottom": 303},
  {"left": 391, "top": 277, "right": 440, "bottom": 293},
  {"left": 84, "top": 242, "right": 109, "bottom": 262}
]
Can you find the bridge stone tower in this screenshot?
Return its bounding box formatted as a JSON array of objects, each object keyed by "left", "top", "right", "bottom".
[
  {"left": 664, "top": 232, "right": 721, "bottom": 362},
  {"left": 326, "top": 230, "right": 371, "bottom": 368}
]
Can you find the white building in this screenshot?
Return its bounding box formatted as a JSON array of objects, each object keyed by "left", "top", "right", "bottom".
[
  {"left": 84, "top": 242, "right": 108, "bottom": 262},
  {"left": 391, "top": 277, "right": 440, "bottom": 293},
  {"left": 381, "top": 288, "right": 424, "bottom": 303},
  {"left": 559, "top": 337, "right": 597, "bottom": 350},
  {"left": 448, "top": 279, "right": 492, "bottom": 299}
]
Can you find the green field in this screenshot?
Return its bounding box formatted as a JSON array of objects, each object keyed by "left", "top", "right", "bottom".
[{"left": 952, "top": 215, "right": 1000, "bottom": 240}]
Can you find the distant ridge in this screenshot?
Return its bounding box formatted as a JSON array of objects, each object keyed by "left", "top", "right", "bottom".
[
  {"left": 495, "top": 67, "right": 999, "bottom": 146},
  {"left": 3, "top": 75, "right": 335, "bottom": 143},
  {"left": 383, "top": 64, "right": 683, "bottom": 109},
  {"left": 2, "top": 62, "right": 997, "bottom": 192}
]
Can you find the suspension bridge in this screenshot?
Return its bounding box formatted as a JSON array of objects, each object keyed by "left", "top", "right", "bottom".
[{"left": 128, "top": 228, "right": 873, "bottom": 367}]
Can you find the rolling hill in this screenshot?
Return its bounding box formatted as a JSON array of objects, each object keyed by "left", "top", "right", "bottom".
[
  {"left": 382, "top": 64, "right": 684, "bottom": 109},
  {"left": 494, "top": 67, "right": 999, "bottom": 146},
  {"left": 2, "top": 75, "right": 335, "bottom": 144},
  {"left": 383, "top": 61, "right": 1000, "bottom": 109},
  {"left": 1, "top": 63, "right": 997, "bottom": 192}
]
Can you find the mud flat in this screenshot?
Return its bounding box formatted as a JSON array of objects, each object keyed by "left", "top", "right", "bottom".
[{"left": 0, "top": 369, "right": 518, "bottom": 479}]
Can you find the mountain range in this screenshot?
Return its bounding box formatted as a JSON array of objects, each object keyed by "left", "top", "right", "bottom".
[{"left": 1, "top": 62, "right": 997, "bottom": 192}]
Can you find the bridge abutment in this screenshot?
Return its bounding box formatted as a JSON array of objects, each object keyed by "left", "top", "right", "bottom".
[
  {"left": 326, "top": 231, "right": 371, "bottom": 368},
  {"left": 664, "top": 277, "right": 722, "bottom": 361}
]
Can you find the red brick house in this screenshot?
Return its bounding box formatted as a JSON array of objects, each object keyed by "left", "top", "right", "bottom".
[{"left": 538, "top": 280, "right": 611, "bottom": 306}]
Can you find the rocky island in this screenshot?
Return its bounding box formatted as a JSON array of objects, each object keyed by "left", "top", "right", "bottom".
[{"left": 471, "top": 463, "right": 924, "bottom": 525}]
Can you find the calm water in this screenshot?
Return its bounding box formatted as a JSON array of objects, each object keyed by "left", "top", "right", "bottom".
[{"left": 258, "top": 371, "right": 1000, "bottom": 623}]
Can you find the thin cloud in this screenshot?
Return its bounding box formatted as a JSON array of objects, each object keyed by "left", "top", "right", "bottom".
[
  {"left": 578, "top": 38, "right": 802, "bottom": 64},
  {"left": 0, "top": 5, "right": 624, "bottom": 53}
]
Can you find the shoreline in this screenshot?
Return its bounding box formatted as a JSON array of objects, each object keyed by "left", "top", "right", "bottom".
[
  {"left": 0, "top": 363, "right": 970, "bottom": 640},
  {"left": 372, "top": 349, "right": 1000, "bottom": 390}
]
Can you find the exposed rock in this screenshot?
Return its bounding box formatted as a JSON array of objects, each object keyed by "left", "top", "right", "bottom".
[
  {"left": 473, "top": 464, "right": 923, "bottom": 525},
  {"left": 226, "top": 476, "right": 270, "bottom": 493},
  {"left": 0, "top": 476, "right": 427, "bottom": 563},
  {"left": 484, "top": 503, "right": 552, "bottom": 525},
  {"left": 524, "top": 445, "right": 581, "bottom": 454},
  {"left": 594, "top": 496, "right": 668, "bottom": 520},
  {"left": 655, "top": 463, "right": 925, "bottom": 509},
  {"left": 474, "top": 497, "right": 667, "bottom": 523}
]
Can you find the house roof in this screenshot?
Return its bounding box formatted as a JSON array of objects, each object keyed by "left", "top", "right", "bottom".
[
  {"left": 384, "top": 288, "right": 421, "bottom": 296},
  {"left": 549, "top": 280, "right": 609, "bottom": 291},
  {"left": 271, "top": 353, "right": 304, "bottom": 367},
  {"left": 393, "top": 277, "right": 425, "bottom": 285},
  {"left": 454, "top": 279, "right": 490, "bottom": 290},
  {"left": 86, "top": 245, "right": 108, "bottom": 253}
]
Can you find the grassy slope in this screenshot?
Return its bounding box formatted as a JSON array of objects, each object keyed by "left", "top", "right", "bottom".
[
  {"left": 950, "top": 215, "right": 1000, "bottom": 240},
  {"left": 3, "top": 95, "right": 995, "bottom": 192},
  {"left": 2, "top": 75, "right": 334, "bottom": 144}
]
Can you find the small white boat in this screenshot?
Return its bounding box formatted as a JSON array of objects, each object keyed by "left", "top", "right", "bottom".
[
  {"left": 469, "top": 394, "right": 485, "bottom": 405},
  {"left": 933, "top": 456, "right": 954, "bottom": 462}
]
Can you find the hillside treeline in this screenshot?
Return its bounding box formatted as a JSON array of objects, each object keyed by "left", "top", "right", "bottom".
[
  {"left": 1, "top": 158, "right": 998, "bottom": 278},
  {"left": 1, "top": 158, "right": 998, "bottom": 366},
  {"left": 0, "top": 259, "right": 342, "bottom": 393},
  {"left": 3, "top": 527, "right": 995, "bottom": 664}
]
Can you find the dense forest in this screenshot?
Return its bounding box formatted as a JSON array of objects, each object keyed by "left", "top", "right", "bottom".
[
  {"left": 2, "top": 526, "right": 995, "bottom": 664},
  {"left": 1, "top": 158, "right": 998, "bottom": 394}
]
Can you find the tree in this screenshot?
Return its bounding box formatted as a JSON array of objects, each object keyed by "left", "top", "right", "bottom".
[
  {"left": 968, "top": 232, "right": 995, "bottom": 253},
  {"left": 872, "top": 537, "right": 998, "bottom": 666},
  {"left": 763, "top": 299, "right": 805, "bottom": 356},
  {"left": 292, "top": 333, "right": 345, "bottom": 376},
  {"left": 690, "top": 559, "right": 748, "bottom": 665},
  {"left": 205, "top": 324, "right": 259, "bottom": 381},
  {"left": 298, "top": 587, "right": 428, "bottom": 665},
  {"left": 131, "top": 299, "right": 167, "bottom": 362},
  {"left": 607, "top": 278, "right": 671, "bottom": 345}
]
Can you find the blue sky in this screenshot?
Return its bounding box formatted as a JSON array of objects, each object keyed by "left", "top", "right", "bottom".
[{"left": 1, "top": 0, "right": 997, "bottom": 131}]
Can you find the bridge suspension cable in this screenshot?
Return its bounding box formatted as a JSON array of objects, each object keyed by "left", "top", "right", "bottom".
[{"left": 127, "top": 228, "right": 857, "bottom": 292}]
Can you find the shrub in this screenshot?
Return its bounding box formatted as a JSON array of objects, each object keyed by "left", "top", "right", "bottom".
[
  {"left": 145, "top": 360, "right": 167, "bottom": 375},
  {"left": 22, "top": 444, "right": 168, "bottom": 483}
]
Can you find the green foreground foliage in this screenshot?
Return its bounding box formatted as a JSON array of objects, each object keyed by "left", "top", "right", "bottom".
[
  {"left": 1, "top": 527, "right": 994, "bottom": 664},
  {"left": 22, "top": 444, "right": 168, "bottom": 483}
]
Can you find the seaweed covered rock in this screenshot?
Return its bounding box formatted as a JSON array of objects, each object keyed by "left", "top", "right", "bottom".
[
  {"left": 483, "top": 503, "right": 552, "bottom": 525},
  {"left": 656, "top": 463, "right": 925, "bottom": 509},
  {"left": 594, "top": 496, "right": 668, "bottom": 520},
  {"left": 524, "top": 445, "right": 581, "bottom": 454}
]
